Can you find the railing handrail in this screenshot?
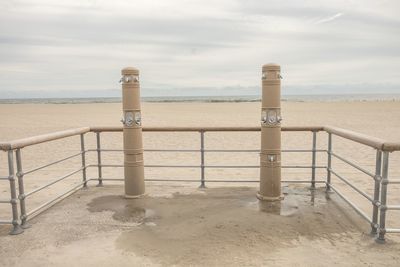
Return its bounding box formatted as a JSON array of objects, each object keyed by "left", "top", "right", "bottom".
[
  {"left": 1, "top": 125, "right": 399, "bottom": 151},
  {"left": 323, "top": 125, "right": 386, "bottom": 151},
  {"left": 90, "top": 126, "right": 325, "bottom": 132},
  {"left": 0, "top": 127, "right": 90, "bottom": 151}
]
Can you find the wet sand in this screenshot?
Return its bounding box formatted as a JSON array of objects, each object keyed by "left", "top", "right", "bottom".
[{"left": 1, "top": 185, "right": 400, "bottom": 266}]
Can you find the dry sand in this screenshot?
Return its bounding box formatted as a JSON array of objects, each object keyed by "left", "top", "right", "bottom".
[{"left": 0, "top": 101, "right": 400, "bottom": 266}]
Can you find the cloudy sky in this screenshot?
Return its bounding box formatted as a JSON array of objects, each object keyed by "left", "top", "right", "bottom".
[{"left": 0, "top": 0, "right": 399, "bottom": 98}]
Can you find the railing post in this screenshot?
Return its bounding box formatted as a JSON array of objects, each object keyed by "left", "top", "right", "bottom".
[
  {"left": 371, "top": 150, "right": 382, "bottom": 235},
  {"left": 96, "top": 132, "right": 103, "bottom": 187},
  {"left": 80, "top": 134, "right": 87, "bottom": 188},
  {"left": 326, "top": 133, "right": 332, "bottom": 192},
  {"left": 311, "top": 131, "right": 317, "bottom": 189},
  {"left": 376, "top": 151, "right": 389, "bottom": 243},
  {"left": 7, "top": 150, "right": 23, "bottom": 235},
  {"left": 15, "top": 149, "right": 29, "bottom": 228},
  {"left": 199, "top": 131, "right": 206, "bottom": 188}
]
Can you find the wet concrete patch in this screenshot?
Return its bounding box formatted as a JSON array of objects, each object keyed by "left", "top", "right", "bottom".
[{"left": 87, "top": 186, "right": 364, "bottom": 266}]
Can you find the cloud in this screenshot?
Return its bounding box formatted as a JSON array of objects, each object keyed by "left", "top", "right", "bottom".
[
  {"left": 0, "top": 0, "right": 399, "bottom": 97},
  {"left": 314, "top": 13, "right": 343, "bottom": 25}
]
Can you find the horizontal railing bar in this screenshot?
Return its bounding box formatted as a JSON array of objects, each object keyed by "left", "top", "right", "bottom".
[
  {"left": 25, "top": 167, "right": 84, "bottom": 197},
  {"left": 282, "top": 166, "right": 326, "bottom": 169},
  {"left": 0, "top": 199, "right": 10, "bottom": 203},
  {"left": 87, "top": 149, "right": 123, "bottom": 152},
  {"left": 329, "top": 184, "right": 373, "bottom": 224},
  {"left": 386, "top": 205, "right": 400, "bottom": 210},
  {"left": 89, "top": 164, "right": 326, "bottom": 169},
  {"left": 93, "top": 178, "right": 326, "bottom": 184},
  {"left": 0, "top": 220, "right": 12, "bottom": 224},
  {"left": 388, "top": 180, "right": 400, "bottom": 184},
  {"left": 330, "top": 169, "right": 374, "bottom": 203},
  {"left": 385, "top": 229, "right": 400, "bottom": 233},
  {"left": 146, "top": 165, "right": 201, "bottom": 168},
  {"left": 26, "top": 180, "right": 87, "bottom": 218},
  {"left": 2, "top": 126, "right": 399, "bottom": 152},
  {"left": 23, "top": 151, "right": 83, "bottom": 175},
  {"left": 0, "top": 177, "right": 9, "bottom": 180},
  {"left": 146, "top": 149, "right": 201, "bottom": 152},
  {"left": 330, "top": 152, "right": 375, "bottom": 178},
  {"left": 205, "top": 165, "right": 258, "bottom": 168},
  {"left": 283, "top": 149, "right": 327, "bottom": 153},
  {"left": 0, "top": 127, "right": 90, "bottom": 151},
  {"left": 90, "top": 126, "right": 325, "bottom": 132},
  {"left": 87, "top": 164, "right": 122, "bottom": 168},
  {"left": 87, "top": 149, "right": 327, "bottom": 153}
]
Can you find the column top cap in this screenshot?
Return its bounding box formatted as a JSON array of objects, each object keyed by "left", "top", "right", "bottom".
[
  {"left": 262, "top": 63, "right": 280, "bottom": 71},
  {"left": 122, "top": 67, "right": 139, "bottom": 75}
]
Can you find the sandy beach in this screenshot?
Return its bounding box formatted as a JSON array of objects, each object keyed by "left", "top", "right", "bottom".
[{"left": 0, "top": 101, "right": 400, "bottom": 266}]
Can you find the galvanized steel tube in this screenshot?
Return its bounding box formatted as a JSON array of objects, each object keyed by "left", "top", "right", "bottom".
[
  {"left": 7, "top": 151, "right": 23, "bottom": 235},
  {"left": 371, "top": 150, "right": 382, "bottom": 235},
  {"left": 15, "top": 149, "right": 28, "bottom": 228}
]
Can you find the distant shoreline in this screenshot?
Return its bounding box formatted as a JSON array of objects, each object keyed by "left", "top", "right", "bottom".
[{"left": 0, "top": 94, "right": 400, "bottom": 104}]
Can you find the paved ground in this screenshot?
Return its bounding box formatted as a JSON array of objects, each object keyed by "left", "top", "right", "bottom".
[{"left": 0, "top": 184, "right": 399, "bottom": 266}]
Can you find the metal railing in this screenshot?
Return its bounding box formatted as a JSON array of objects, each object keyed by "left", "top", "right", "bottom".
[{"left": 0, "top": 125, "right": 399, "bottom": 243}]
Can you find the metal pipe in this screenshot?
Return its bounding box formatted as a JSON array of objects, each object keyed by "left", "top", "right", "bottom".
[
  {"left": 96, "top": 132, "right": 103, "bottom": 186},
  {"left": 92, "top": 164, "right": 325, "bottom": 169},
  {"left": 89, "top": 125, "right": 325, "bottom": 133},
  {"left": 329, "top": 184, "right": 373, "bottom": 224},
  {"left": 26, "top": 180, "right": 87, "bottom": 218},
  {"left": 386, "top": 205, "right": 400, "bottom": 210},
  {"left": 0, "top": 199, "right": 11, "bottom": 203},
  {"left": 0, "top": 220, "right": 13, "bottom": 224},
  {"left": 371, "top": 150, "right": 382, "bottom": 235},
  {"left": 24, "top": 167, "right": 84, "bottom": 197},
  {"left": 330, "top": 169, "right": 374, "bottom": 203},
  {"left": 326, "top": 133, "right": 332, "bottom": 192},
  {"left": 387, "top": 180, "right": 400, "bottom": 184},
  {"left": 80, "top": 134, "right": 87, "bottom": 188},
  {"left": 331, "top": 152, "right": 375, "bottom": 178},
  {"left": 311, "top": 131, "right": 317, "bottom": 189},
  {"left": 22, "top": 151, "right": 83, "bottom": 176},
  {"left": 95, "top": 148, "right": 326, "bottom": 153},
  {"left": 7, "top": 150, "right": 23, "bottom": 235},
  {"left": 384, "top": 229, "right": 400, "bottom": 233},
  {"left": 99, "top": 178, "right": 326, "bottom": 184},
  {"left": 15, "top": 149, "right": 28, "bottom": 228},
  {"left": 199, "top": 131, "right": 206, "bottom": 188},
  {"left": 377, "top": 151, "right": 389, "bottom": 243}
]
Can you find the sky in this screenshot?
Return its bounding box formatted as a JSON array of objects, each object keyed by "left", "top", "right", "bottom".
[{"left": 0, "top": 0, "right": 399, "bottom": 98}]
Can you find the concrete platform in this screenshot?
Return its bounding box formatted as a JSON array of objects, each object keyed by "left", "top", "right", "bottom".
[{"left": 0, "top": 184, "right": 399, "bottom": 266}]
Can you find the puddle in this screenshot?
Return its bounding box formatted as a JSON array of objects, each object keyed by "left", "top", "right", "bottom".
[{"left": 87, "top": 195, "right": 157, "bottom": 224}]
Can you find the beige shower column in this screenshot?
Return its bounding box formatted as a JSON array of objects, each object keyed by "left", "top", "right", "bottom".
[
  {"left": 257, "top": 63, "right": 283, "bottom": 201},
  {"left": 121, "top": 67, "right": 145, "bottom": 198}
]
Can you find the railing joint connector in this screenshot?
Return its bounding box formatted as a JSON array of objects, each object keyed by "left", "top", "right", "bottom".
[
  {"left": 379, "top": 205, "right": 387, "bottom": 211},
  {"left": 10, "top": 198, "right": 18, "bottom": 204},
  {"left": 374, "top": 175, "right": 382, "bottom": 182},
  {"left": 8, "top": 175, "right": 15, "bottom": 182},
  {"left": 373, "top": 200, "right": 381, "bottom": 207},
  {"left": 381, "top": 179, "right": 389, "bottom": 185},
  {"left": 18, "top": 194, "right": 26, "bottom": 200}
]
